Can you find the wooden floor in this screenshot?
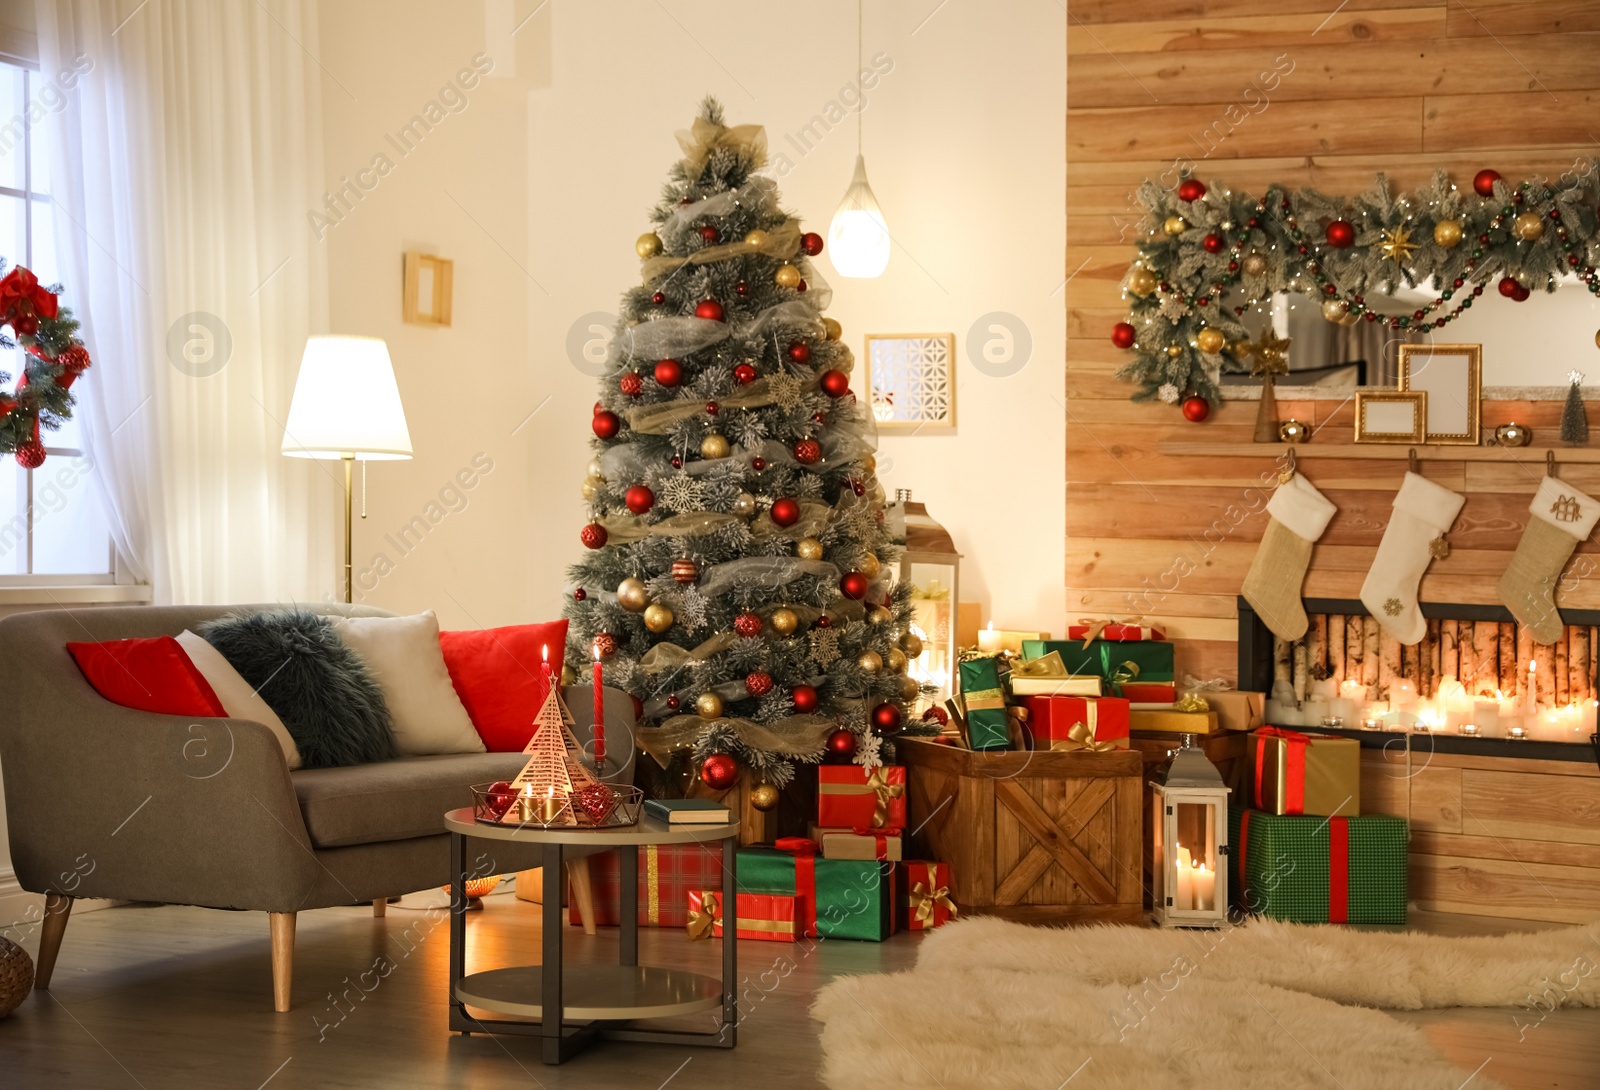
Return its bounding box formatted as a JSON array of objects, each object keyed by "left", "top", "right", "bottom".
[{"left": 1, "top": 895, "right": 1596, "bottom": 1088}]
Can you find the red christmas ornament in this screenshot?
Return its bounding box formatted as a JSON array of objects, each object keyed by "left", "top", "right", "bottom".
[
  {"left": 572, "top": 782, "right": 616, "bottom": 823},
  {"left": 797, "top": 279, "right": 807, "bottom": 293},
  {"left": 592, "top": 411, "right": 620, "bottom": 440},
  {"left": 751, "top": 457, "right": 767, "bottom": 472},
  {"left": 734, "top": 362, "right": 757, "bottom": 385},
  {"left": 815, "top": 614, "right": 832, "bottom": 629},
  {"left": 851, "top": 478, "right": 865, "bottom": 497},
  {"left": 871, "top": 702, "right": 903, "bottom": 732},
  {"left": 744, "top": 671, "right": 774, "bottom": 697},
  {"left": 922, "top": 706, "right": 950, "bottom": 726},
  {"left": 840, "top": 571, "right": 870, "bottom": 600},
  {"left": 825, "top": 728, "right": 857, "bottom": 759},
  {"left": 592, "top": 632, "right": 617, "bottom": 657},
  {"left": 1111, "top": 322, "right": 1137, "bottom": 349},
  {"left": 1498, "top": 276, "right": 1519, "bottom": 297},
  {"left": 580, "top": 523, "right": 608, "bottom": 549},
  {"left": 705, "top": 400, "right": 720, "bottom": 415},
  {"left": 593, "top": 400, "right": 604, "bottom": 416},
  {"left": 573, "top": 587, "right": 587, "bottom": 601},
  {"left": 1202, "top": 233, "right": 1224, "bottom": 254},
  {"left": 699, "top": 753, "right": 739, "bottom": 791},
  {"left": 695, "top": 299, "right": 725, "bottom": 321},
  {"left": 733, "top": 611, "right": 763, "bottom": 637},
  {"left": 631, "top": 695, "right": 645, "bottom": 719},
  {"left": 800, "top": 231, "right": 824, "bottom": 256},
  {"left": 735, "top": 279, "right": 749, "bottom": 297},
  {"left": 666, "top": 694, "right": 681, "bottom": 710},
  {"left": 670, "top": 455, "right": 683, "bottom": 469},
  {"left": 672, "top": 558, "right": 699, "bottom": 584},
  {"left": 1473, "top": 169, "right": 1501, "bottom": 198},
  {"left": 791, "top": 684, "right": 819, "bottom": 713},
  {"left": 619, "top": 372, "right": 643, "bottom": 397},
  {"left": 1513, "top": 284, "right": 1531, "bottom": 301},
  {"left": 787, "top": 341, "right": 811, "bottom": 364},
  {"left": 651, "top": 291, "right": 666, "bottom": 305},
  {"left": 820, "top": 369, "right": 850, "bottom": 397},
  {"left": 1177, "top": 178, "right": 1207, "bottom": 202},
  {"left": 485, "top": 780, "right": 516, "bottom": 818},
  {"left": 1181, "top": 395, "right": 1211, "bottom": 423},
  {"left": 770, "top": 497, "right": 800, "bottom": 527},
  {"left": 654, "top": 359, "right": 683, "bottom": 387},
  {"left": 698, "top": 224, "right": 719, "bottom": 243},
  {"left": 793, "top": 438, "right": 822, "bottom": 464},
  {"left": 1325, "top": 220, "right": 1355, "bottom": 248},
  {"left": 625, "top": 485, "right": 655, "bottom": 514}
]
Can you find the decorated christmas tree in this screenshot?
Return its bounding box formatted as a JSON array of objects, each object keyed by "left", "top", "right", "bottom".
[{"left": 564, "top": 99, "right": 918, "bottom": 789}]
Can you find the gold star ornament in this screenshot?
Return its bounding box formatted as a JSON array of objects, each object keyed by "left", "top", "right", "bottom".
[
  {"left": 1379, "top": 226, "right": 1415, "bottom": 264},
  {"left": 1241, "top": 327, "right": 1291, "bottom": 378}
]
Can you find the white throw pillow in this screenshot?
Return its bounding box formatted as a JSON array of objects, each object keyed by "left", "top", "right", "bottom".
[
  {"left": 331, "top": 611, "right": 485, "bottom": 756},
  {"left": 175, "top": 629, "right": 303, "bottom": 769}
]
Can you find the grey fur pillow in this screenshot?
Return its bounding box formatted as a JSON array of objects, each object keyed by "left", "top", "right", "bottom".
[{"left": 198, "top": 609, "right": 396, "bottom": 768}]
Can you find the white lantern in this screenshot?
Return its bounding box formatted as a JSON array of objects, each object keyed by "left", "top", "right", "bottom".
[
  {"left": 888, "top": 489, "right": 960, "bottom": 709},
  {"left": 1151, "top": 740, "right": 1231, "bottom": 928}
]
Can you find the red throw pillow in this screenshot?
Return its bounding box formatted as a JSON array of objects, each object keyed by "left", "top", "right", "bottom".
[
  {"left": 438, "top": 620, "right": 569, "bottom": 751},
  {"left": 67, "top": 636, "right": 228, "bottom": 718}
]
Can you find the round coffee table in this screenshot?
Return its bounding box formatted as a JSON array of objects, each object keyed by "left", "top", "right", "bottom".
[{"left": 443, "top": 807, "right": 740, "bottom": 1065}]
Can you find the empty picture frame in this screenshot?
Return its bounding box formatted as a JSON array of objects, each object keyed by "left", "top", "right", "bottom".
[
  {"left": 1355, "top": 390, "right": 1427, "bottom": 444},
  {"left": 1398, "top": 344, "right": 1481, "bottom": 445},
  {"left": 864, "top": 333, "right": 956, "bottom": 433},
  {"left": 403, "top": 251, "right": 454, "bottom": 327}
]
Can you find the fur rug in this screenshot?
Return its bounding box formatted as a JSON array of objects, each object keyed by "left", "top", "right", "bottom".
[{"left": 811, "top": 917, "right": 1600, "bottom": 1090}]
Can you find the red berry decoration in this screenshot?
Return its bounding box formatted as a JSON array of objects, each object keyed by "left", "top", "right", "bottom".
[
  {"left": 871, "top": 702, "right": 903, "bottom": 732},
  {"left": 791, "top": 684, "right": 819, "bottom": 714},
  {"left": 1325, "top": 219, "right": 1355, "bottom": 248},
  {"left": 700, "top": 753, "right": 740, "bottom": 791},
  {"left": 752, "top": 457, "right": 767, "bottom": 471},
  {"left": 619, "top": 372, "right": 643, "bottom": 397},
  {"left": 706, "top": 400, "right": 719, "bottom": 415},
  {"left": 572, "top": 782, "right": 616, "bottom": 824},
  {"left": 698, "top": 224, "right": 719, "bottom": 243},
  {"left": 735, "top": 279, "right": 749, "bottom": 297},
  {"left": 671, "top": 558, "right": 699, "bottom": 584},
  {"left": 745, "top": 671, "right": 774, "bottom": 697},
  {"left": 733, "top": 611, "right": 763, "bottom": 637},
  {"left": 787, "top": 341, "right": 810, "bottom": 364},
  {"left": 800, "top": 231, "right": 824, "bottom": 256},
  {"left": 820, "top": 369, "right": 851, "bottom": 398},
  {"left": 580, "top": 522, "right": 608, "bottom": 549},
  {"left": 825, "top": 728, "right": 857, "bottom": 759},
  {"left": 695, "top": 299, "right": 725, "bottom": 321},
  {"left": 654, "top": 359, "right": 683, "bottom": 387},
  {"left": 652, "top": 291, "right": 666, "bottom": 305},
  {"left": 793, "top": 438, "right": 822, "bottom": 464},
  {"left": 1513, "top": 284, "right": 1531, "bottom": 302},
  {"left": 625, "top": 485, "right": 654, "bottom": 514},
  {"left": 840, "top": 571, "right": 870, "bottom": 600},
  {"left": 1111, "top": 322, "right": 1137, "bottom": 349},
  {"left": 1473, "top": 169, "right": 1501, "bottom": 197},
  {"left": 1181, "top": 395, "right": 1211, "bottom": 423},
  {"left": 593, "top": 632, "right": 617, "bottom": 657},
  {"left": 592, "top": 410, "right": 620, "bottom": 439},
  {"left": 574, "top": 587, "right": 587, "bottom": 601},
  {"left": 770, "top": 497, "right": 800, "bottom": 527},
  {"left": 1498, "top": 276, "right": 1519, "bottom": 298},
  {"left": 485, "top": 780, "right": 516, "bottom": 818},
  {"left": 1177, "top": 178, "right": 1206, "bottom": 202},
  {"left": 734, "top": 362, "right": 757, "bottom": 385},
  {"left": 1202, "top": 233, "right": 1224, "bottom": 254}
]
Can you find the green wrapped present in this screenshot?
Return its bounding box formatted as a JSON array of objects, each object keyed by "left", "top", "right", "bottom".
[
  {"left": 958, "top": 656, "right": 1012, "bottom": 751},
  {"left": 1228, "top": 806, "right": 1408, "bottom": 925},
  {"left": 736, "top": 841, "right": 895, "bottom": 942},
  {"left": 1020, "top": 640, "right": 1175, "bottom": 693},
  {"left": 1019, "top": 640, "right": 1103, "bottom": 677}
]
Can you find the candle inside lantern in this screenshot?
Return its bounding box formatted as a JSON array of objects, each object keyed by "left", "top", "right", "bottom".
[
  {"left": 537, "top": 784, "right": 562, "bottom": 823},
  {"left": 977, "top": 622, "right": 1001, "bottom": 655},
  {"left": 1191, "top": 862, "right": 1215, "bottom": 912},
  {"left": 1174, "top": 855, "right": 1194, "bottom": 911},
  {"left": 592, "top": 644, "right": 606, "bottom": 766}
]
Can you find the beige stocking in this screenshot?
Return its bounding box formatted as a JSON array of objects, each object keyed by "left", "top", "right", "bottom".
[
  {"left": 1500, "top": 476, "right": 1600, "bottom": 645},
  {"left": 1242, "top": 473, "right": 1337, "bottom": 641}
]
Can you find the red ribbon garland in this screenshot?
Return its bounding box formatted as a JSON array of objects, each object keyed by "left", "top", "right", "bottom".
[
  {"left": 1254, "top": 726, "right": 1309, "bottom": 814},
  {"left": 1328, "top": 816, "right": 1350, "bottom": 925},
  {"left": 773, "top": 837, "right": 819, "bottom": 937}
]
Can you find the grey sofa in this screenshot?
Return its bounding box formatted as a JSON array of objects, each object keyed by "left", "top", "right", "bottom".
[{"left": 0, "top": 604, "right": 635, "bottom": 1012}]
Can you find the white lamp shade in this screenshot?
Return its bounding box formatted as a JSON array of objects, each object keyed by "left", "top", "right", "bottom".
[
  {"left": 281, "top": 336, "right": 413, "bottom": 460},
  {"left": 828, "top": 154, "right": 890, "bottom": 279}
]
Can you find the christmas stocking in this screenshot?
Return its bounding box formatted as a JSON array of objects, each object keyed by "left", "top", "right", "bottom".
[
  {"left": 1499, "top": 475, "right": 1600, "bottom": 645},
  {"left": 1242, "top": 472, "right": 1337, "bottom": 641},
  {"left": 1359, "top": 472, "right": 1466, "bottom": 645}
]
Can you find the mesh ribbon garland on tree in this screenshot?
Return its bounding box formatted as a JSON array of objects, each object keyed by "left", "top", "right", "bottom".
[
  {"left": 0, "top": 265, "right": 91, "bottom": 467},
  {"left": 564, "top": 99, "right": 917, "bottom": 787}
]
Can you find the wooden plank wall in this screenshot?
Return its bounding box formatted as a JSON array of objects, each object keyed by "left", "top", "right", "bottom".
[{"left": 1065, "top": 1, "right": 1600, "bottom": 686}]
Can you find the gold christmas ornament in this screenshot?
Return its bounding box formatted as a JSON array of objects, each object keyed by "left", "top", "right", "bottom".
[
  {"left": 887, "top": 647, "right": 908, "bottom": 673},
  {"left": 1495, "top": 422, "right": 1532, "bottom": 447},
  {"left": 898, "top": 675, "right": 921, "bottom": 701},
  {"left": 770, "top": 608, "right": 799, "bottom": 635},
  {"left": 560, "top": 665, "right": 577, "bottom": 686},
  {"left": 1163, "top": 215, "right": 1187, "bottom": 237},
  {"left": 1278, "top": 419, "right": 1309, "bottom": 443},
  {"left": 643, "top": 603, "right": 674, "bottom": 633},
  {"left": 868, "top": 607, "right": 893, "bottom": 625},
  {"left": 1166, "top": 345, "right": 1183, "bottom": 358},
  {"left": 750, "top": 783, "right": 780, "bottom": 811},
  {"left": 587, "top": 457, "right": 604, "bottom": 479},
  {"left": 823, "top": 317, "right": 842, "bottom": 341},
  {"left": 1513, "top": 212, "right": 1545, "bottom": 241},
  {"left": 1595, "top": 328, "right": 1600, "bottom": 350},
  {"left": 581, "top": 475, "right": 604, "bottom": 500},
  {"left": 1321, "top": 299, "right": 1348, "bottom": 324},
  {"left": 744, "top": 228, "right": 769, "bottom": 248},
  {"left": 1241, "top": 327, "right": 1291, "bottom": 377},
  {"left": 635, "top": 232, "right": 662, "bottom": 258},
  {"left": 859, "top": 553, "right": 881, "bottom": 579},
  {"left": 861, "top": 453, "right": 876, "bottom": 477},
  {"left": 1433, "top": 219, "right": 1463, "bottom": 248},
  {"left": 1127, "top": 267, "right": 1158, "bottom": 297},
  {"left": 616, "top": 577, "right": 650, "bottom": 612},
  {"left": 1195, "top": 328, "right": 1226, "bottom": 354},
  {"left": 731, "top": 492, "right": 756, "bottom": 517},
  {"left": 1379, "top": 225, "right": 1415, "bottom": 264},
  {"left": 700, "top": 433, "right": 730, "bottom": 459},
  {"left": 1242, "top": 252, "right": 1269, "bottom": 276},
  {"left": 901, "top": 631, "right": 924, "bottom": 657},
  {"left": 775, "top": 264, "right": 802, "bottom": 288},
  {"left": 796, "top": 537, "right": 824, "bottom": 561},
  {"left": 857, "top": 649, "right": 883, "bottom": 674},
  {"left": 695, "top": 692, "right": 724, "bottom": 719}
]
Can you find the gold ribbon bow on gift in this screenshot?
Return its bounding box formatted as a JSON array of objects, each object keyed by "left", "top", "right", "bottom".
[
  {"left": 1107, "top": 660, "right": 1141, "bottom": 692},
  {"left": 1077, "top": 616, "right": 1146, "bottom": 649},
  {"left": 675, "top": 116, "right": 768, "bottom": 176},
  {"left": 1010, "top": 651, "right": 1068, "bottom": 679},
  {"left": 685, "top": 891, "right": 720, "bottom": 940},
  {"left": 1174, "top": 693, "right": 1211, "bottom": 713},
  {"left": 865, "top": 766, "right": 905, "bottom": 828},
  {"left": 1182, "top": 673, "right": 1234, "bottom": 693},
  {"left": 909, "top": 881, "right": 959, "bottom": 926},
  {"left": 1056, "top": 720, "right": 1115, "bottom": 752}
]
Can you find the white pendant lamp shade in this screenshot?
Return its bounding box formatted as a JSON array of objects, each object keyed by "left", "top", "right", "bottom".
[
  {"left": 828, "top": 154, "right": 891, "bottom": 279},
  {"left": 281, "top": 336, "right": 413, "bottom": 460}
]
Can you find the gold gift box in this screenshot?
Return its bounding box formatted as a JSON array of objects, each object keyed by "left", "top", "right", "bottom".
[
  {"left": 1009, "top": 675, "right": 1103, "bottom": 697},
  {"left": 1249, "top": 731, "right": 1360, "bottom": 817},
  {"left": 1129, "top": 708, "right": 1221, "bottom": 735}
]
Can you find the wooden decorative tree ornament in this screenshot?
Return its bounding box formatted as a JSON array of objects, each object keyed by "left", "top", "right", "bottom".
[
  {"left": 509, "top": 687, "right": 605, "bottom": 825},
  {"left": 1243, "top": 327, "right": 1291, "bottom": 443}
]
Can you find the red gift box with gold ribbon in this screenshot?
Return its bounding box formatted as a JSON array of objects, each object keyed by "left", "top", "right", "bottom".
[
  {"left": 897, "top": 860, "right": 958, "bottom": 931},
  {"left": 686, "top": 888, "right": 804, "bottom": 942},
  {"left": 1066, "top": 619, "right": 1165, "bottom": 643},
  {"left": 817, "top": 765, "right": 906, "bottom": 829},
  {"left": 568, "top": 841, "right": 723, "bottom": 928}
]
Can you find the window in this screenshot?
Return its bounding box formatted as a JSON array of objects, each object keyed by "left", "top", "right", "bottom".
[{"left": 0, "top": 59, "right": 112, "bottom": 582}]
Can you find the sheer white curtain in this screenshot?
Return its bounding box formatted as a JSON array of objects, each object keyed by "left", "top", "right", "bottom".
[{"left": 37, "top": 0, "right": 337, "bottom": 603}]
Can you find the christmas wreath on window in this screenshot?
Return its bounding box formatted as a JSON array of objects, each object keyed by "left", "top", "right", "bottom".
[{"left": 0, "top": 264, "right": 91, "bottom": 467}]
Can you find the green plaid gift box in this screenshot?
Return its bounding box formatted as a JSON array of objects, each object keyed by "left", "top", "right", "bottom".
[{"left": 1228, "top": 806, "right": 1408, "bottom": 925}]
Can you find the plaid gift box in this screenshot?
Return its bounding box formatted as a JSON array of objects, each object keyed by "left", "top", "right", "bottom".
[
  {"left": 686, "top": 889, "right": 803, "bottom": 943},
  {"left": 568, "top": 841, "right": 723, "bottom": 928},
  {"left": 897, "top": 861, "right": 957, "bottom": 931},
  {"left": 817, "top": 765, "right": 906, "bottom": 829},
  {"left": 737, "top": 838, "right": 896, "bottom": 942},
  {"left": 1229, "top": 806, "right": 1408, "bottom": 924},
  {"left": 1250, "top": 727, "right": 1360, "bottom": 817}
]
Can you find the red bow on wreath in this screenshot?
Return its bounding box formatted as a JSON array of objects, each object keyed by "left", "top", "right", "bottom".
[{"left": 0, "top": 267, "right": 58, "bottom": 336}]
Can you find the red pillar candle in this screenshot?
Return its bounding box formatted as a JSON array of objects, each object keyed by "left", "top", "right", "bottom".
[{"left": 592, "top": 645, "right": 606, "bottom": 766}]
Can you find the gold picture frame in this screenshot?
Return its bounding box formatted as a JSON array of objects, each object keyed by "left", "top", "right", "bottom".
[
  {"left": 863, "top": 333, "right": 956, "bottom": 433},
  {"left": 1398, "top": 343, "right": 1481, "bottom": 445},
  {"left": 402, "top": 251, "right": 453, "bottom": 327},
  {"left": 1355, "top": 390, "right": 1427, "bottom": 444}
]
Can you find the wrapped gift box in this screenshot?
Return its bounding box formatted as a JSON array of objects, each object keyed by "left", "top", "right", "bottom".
[
  {"left": 1020, "top": 695, "right": 1130, "bottom": 748},
  {"left": 1020, "top": 640, "right": 1105, "bottom": 677},
  {"left": 686, "top": 889, "right": 804, "bottom": 942},
  {"left": 1020, "top": 640, "right": 1176, "bottom": 688},
  {"left": 1201, "top": 690, "right": 1266, "bottom": 732},
  {"left": 809, "top": 824, "right": 903, "bottom": 861},
  {"left": 1066, "top": 621, "right": 1166, "bottom": 642},
  {"left": 958, "top": 656, "right": 1013, "bottom": 750},
  {"left": 1009, "top": 675, "right": 1102, "bottom": 697},
  {"left": 736, "top": 840, "right": 896, "bottom": 942},
  {"left": 1120, "top": 682, "right": 1177, "bottom": 703},
  {"left": 817, "top": 765, "right": 906, "bottom": 829},
  {"left": 1228, "top": 806, "right": 1407, "bottom": 924},
  {"left": 1130, "top": 708, "right": 1220, "bottom": 735},
  {"left": 567, "top": 842, "right": 723, "bottom": 928},
  {"left": 897, "top": 860, "right": 957, "bottom": 931},
  {"left": 1250, "top": 728, "right": 1360, "bottom": 817}
]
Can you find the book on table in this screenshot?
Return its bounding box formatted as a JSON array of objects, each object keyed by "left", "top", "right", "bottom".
[{"left": 644, "top": 798, "right": 731, "bottom": 825}]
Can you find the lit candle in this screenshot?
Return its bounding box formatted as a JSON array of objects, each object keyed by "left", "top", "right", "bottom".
[
  {"left": 1460, "top": 723, "right": 1479, "bottom": 737},
  {"left": 977, "top": 622, "right": 1001, "bottom": 655},
  {"left": 1174, "top": 858, "right": 1194, "bottom": 911},
  {"left": 1192, "top": 862, "right": 1216, "bottom": 912},
  {"left": 1473, "top": 699, "right": 1500, "bottom": 734},
  {"left": 1527, "top": 661, "right": 1538, "bottom": 713},
  {"left": 517, "top": 783, "right": 538, "bottom": 823},
  {"left": 537, "top": 784, "right": 563, "bottom": 823},
  {"left": 1508, "top": 724, "right": 1528, "bottom": 741},
  {"left": 592, "top": 644, "right": 606, "bottom": 766}
]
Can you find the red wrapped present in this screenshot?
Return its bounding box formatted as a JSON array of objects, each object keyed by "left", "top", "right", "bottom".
[
  {"left": 686, "top": 888, "right": 804, "bottom": 942},
  {"left": 1019, "top": 695, "right": 1129, "bottom": 747},
  {"left": 817, "top": 765, "right": 905, "bottom": 830},
  {"left": 809, "top": 824, "right": 903, "bottom": 861},
  {"left": 1067, "top": 619, "right": 1165, "bottom": 643},
  {"left": 569, "top": 841, "right": 723, "bottom": 928},
  {"left": 897, "top": 861, "right": 957, "bottom": 930},
  {"left": 1120, "top": 682, "right": 1177, "bottom": 703}
]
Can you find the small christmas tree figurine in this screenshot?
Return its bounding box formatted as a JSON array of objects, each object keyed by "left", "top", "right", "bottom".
[
  {"left": 1561, "top": 370, "right": 1588, "bottom": 446},
  {"left": 510, "top": 687, "right": 603, "bottom": 825}
]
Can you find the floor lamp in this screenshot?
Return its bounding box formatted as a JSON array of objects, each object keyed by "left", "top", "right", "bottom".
[{"left": 280, "top": 336, "right": 413, "bottom": 603}]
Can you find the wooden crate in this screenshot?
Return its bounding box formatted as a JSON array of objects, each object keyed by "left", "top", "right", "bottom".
[{"left": 898, "top": 738, "right": 1144, "bottom": 925}]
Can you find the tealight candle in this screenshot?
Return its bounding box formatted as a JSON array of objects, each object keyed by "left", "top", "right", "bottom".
[
  {"left": 1508, "top": 725, "right": 1528, "bottom": 741},
  {"left": 1460, "top": 723, "right": 1479, "bottom": 737},
  {"left": 537, "top": 784, "right": 563, "bottom": 823},
  {"left": 1361, "top": 718, "right": 1384, "bottom": 731},
  {"left": 977, "top": 623, "right": 1002, "bottom": 655}
]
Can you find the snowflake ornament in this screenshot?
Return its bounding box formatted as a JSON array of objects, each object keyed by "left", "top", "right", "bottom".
[
  {"left": 659, "top": 473, "right": 706, "bottom": 513},
  {"left": 852, "top": 730, "right": 884, "bottom": 771},
  {"left": 808, "top": 627, "right": 840, "bottom": 667},
  {"left": 766, "top": 370, "right": 806, "bottom": 412},
  {"left": 1158, "top": 383, "right": 1180, "bottom": 404},
  {"left": 677, "top": 587, "right": 710, "bottom": 632}
]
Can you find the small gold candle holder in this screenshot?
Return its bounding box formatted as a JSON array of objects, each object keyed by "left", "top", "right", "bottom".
[{"left": 537, "top": 791, "right": 564, "bottom": 824}]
